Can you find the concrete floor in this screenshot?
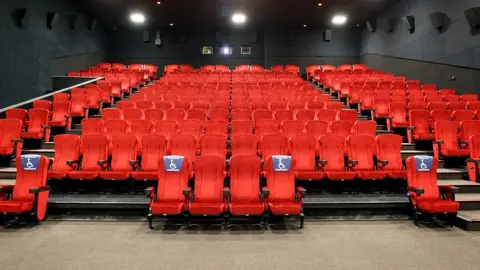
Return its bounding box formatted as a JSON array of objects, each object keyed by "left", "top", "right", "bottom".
[{"left": 1, "top": 221, "right": 480, "bottom": 270}]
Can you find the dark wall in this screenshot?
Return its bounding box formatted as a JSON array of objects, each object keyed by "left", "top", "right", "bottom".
[
  {"left": 108, "top": 27, "right": 361, "bottom": 75},
  {"left": 360, "top": 0, "right": 480, "bottom": 93},
  {"left": 0, "top": 0, "right": 107, "bottom": 108}
]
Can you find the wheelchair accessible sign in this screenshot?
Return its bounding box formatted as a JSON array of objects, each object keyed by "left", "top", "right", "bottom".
[
  {"left": 413, "top": 155, "right": 433, "bottom": 172},
  {"left": 272, "top": 155, "right": 292, "bottom": 172},
  {"left": 21, "top": 155, "right": 41, "bottom": 171},
  {"left": 163, "top": 155, "right": 184, "bottom": 172}
]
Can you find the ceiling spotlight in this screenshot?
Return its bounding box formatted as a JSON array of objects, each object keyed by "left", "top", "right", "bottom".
[
  {"left": 157, "top": 1, "right": 161, "bottom": 4},
  {"left": 303, "top": 24, "right": 307, "bottom": 27},
  {"left": 318, "top": 3, "right": 322, "bottom": 6},
  {"left": 232, "top": 13, "right": 247, "bottom": 24},
  {"left": 332, "top": 15, "right": 347, "bottom": 25},
  {"left": 170, "top": 23, "right": 174, "bottom": 26},
  {"left": 357, "top": 24, "right": 360, "bottom": 27},
  {"left": 130, "top": 13, "right": 145, "bottom": 24}
]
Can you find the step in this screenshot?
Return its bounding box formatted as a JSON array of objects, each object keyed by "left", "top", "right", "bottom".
[
  {"left": 40, "top": 142, "right": 55, "bottom": 150},
  {"left": 401, "top": 143, "right": 416, "bottom": 151},
  {"left": 66, "top": 129, "right": 81, "bottom": 135},
  {"left": 377, "top": 130, "right": 394, "bottom": 135},
  {"left": 23, "top": 149, "right": 55, "bottom": 158},
  {"left": 456, "top": 193, "right": 480, "bottom": 210},
  {"left": 0, "top": 167, "right": 17, "bottom": 179},
  {"left": 73, "top": 124, "right": 82, "bottom": 129},
  {"left": 0, "top": 179, "right": 15, "bottom": 185},
  {"left": 437, "top": 179, "right": 480, "bottom": 193},
  {"left": 456, "top": 210, "right": 480, "bottom": 230},
  {"left": 437, "top": 168, "right": 467, "bottom": 180},
  {"left": 401, "top": 150, "right": 433, "bottom": 159}
]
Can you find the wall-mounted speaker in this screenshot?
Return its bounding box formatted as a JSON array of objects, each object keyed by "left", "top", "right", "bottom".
[
  {"left": 428, "top": 12, "right": 444, "bottom": 32},
  {"left": 143, "top": 31, "right": 150, "bottom": 43},
  {"left": 251, "top": 31, "right": 258, "bottom": 43},
  {"left": 68, "top": 15, "right": 78, "bottom": 30},
  {"left": 155, "top": 30, "right": 162, "bottom": 47},
  {"left": 386, "top": 19, "right": 394, "bottom": 32},
  {"left": 323, "top": 30, "right": 332, "bottom": 42},
  {"left": 366, "top": 20, "right": 376, "bottom": 33},
  {"left": 178, "top": 33, "right": 186, "bottom": 43},
  {"left": 287, "top": 29, "right": 295, "bottom": 40},
  {"left": 47, "top": 12, "right": 60, "bottom": 29},
  {"left": 465, "top": 7, "right": 480, "bottom": 34},
  {"left": 13, "top": 8, "right": 28, "bottom": 28},
  {"left": 89, "top": 18, "right": 97, "bottom": 30},
  {"left": 404, "top": 15, "right": 415, "bottom": 33}
]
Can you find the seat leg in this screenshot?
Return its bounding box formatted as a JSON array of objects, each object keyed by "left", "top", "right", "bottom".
[
  {"left": 0, "top": 213, "right": 5, "bottom": 226},
  {"left": 447, "top": 213, "right": 457, "bottom": 227},
  {"left": 183, "top": 212, "right": 190, "bottom": 230},
  {"left": 147, "top": 213, "right": 153, "bottom": 230},
  {"left": 222, "top": 213, "right": 230, "bottom": 230},
  {"left": 299, "top": 212, "right": 305, "bottom": 229},
  {"left": 262, "top": 212, "right": 269, "bottom": 229}
]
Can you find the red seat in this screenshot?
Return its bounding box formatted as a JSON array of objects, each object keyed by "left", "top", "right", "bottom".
[
  {"left": 191, "top": 101, "right": 211, "bottom": 110},
  {"left": 0, "top": 155, "right": 50, "bottom": 223},
  {"left": 460, "top": 120, "right": 480, "bottom": 145},
  {"left": 164, "top": 93, "right": 179, "bottom": 102},
  {"left": 282, "top": 120, "right": 305, "bottom": 139},
  {"left": 122, "top": 108, "right": 144, "bottom": 123},
  {"left": 260, "top": 134, "right": 288, "bottom": 160},
  {"left": 250, "top": 101, "right": 268, "bottom": 111},
  {"left": 209, "top": 109, "right": 229, "bottom": 122},
  {"left": 255, "top": 119, "right": 279, "bottom": 140},
  {"left": 135, "top": 100, "right": 154, "bottom": 110},
  {"left": 53, "top": 93, "right": 70, "bottom": 102},
  {"left": 155, "top": 101, "right": 173, "bottom": 110},
  {"left": 428, "top": 101, "right": 446, "bottom": 110},
  {"left": 387, "top": 102, "right": 408, "bottom": 130},
  {"left": 408, "top": 110, "right": 435, "bottom": 143},
  {"left": 165, "top": 109, "right": 186, "bottom": 122},
  {"left": 289, "top": 100, "right": 306, "bottom": 110},
  {"left": 337, "top": 109, "right": 358, "bottom": 123},
  {"left": 305, "top": 120, "right": 329, "bottom": 139},
  {"left": 22, "top": 109, "right": 50, "bottom": 141},
  {"left": 104, "top": 119, "right": 128, "bottom": 137},
  {"left": 467, "top": 101, "right": 480, "bottom": 110},
  {"left": 230, "top": 135, "right": 258, "bottom": 156},
  {"left": 132, "top": 135, "right": 167, "bottom": 181},
  {"left": 81, "top": 118, "right": 104, "bottom": 136},
  {"left": 316, "top": 110, "right": 337, "bottom": 122},
  {"left": 200, "top": 134, "right": 227, "bottom": 158},
  {"left": 102, "top": 108, "right": 123, "bottom": 121},
  {"left": 353, "top": 121, "right": 377, "bottom": 138},
  {"left": 430, "top": 110, "right": 452, "bottom": 125},
  {"left": 69, "top": 135, "right": 108, "bottom": 180},
  {"left": 174, "top": 100, "right": 192, "bottom": 110},
  {"left": 461, "top": 94, "right": 478, "bottom": 102},
  {"left": 408, "top": 101, "right": 427, "bottom": 111},
  {"left": 360, "top": 91, "right": 375, "bottom": 111},
  {"left": 205, "top": 120, "right": 228, "bottom": 136},
  {"left": 264, "top": 156, "right": 305, "bottom": 228},
  {"left": 212, "top": 101, "right": 230, "bottom": 110},
  {"left": 330, "top": 120, "right": 353, "bottom": 138},
  {"left": 253, "top": 109, "right": 273, "bottom": 122},
  {"left": 375, "top": 134, "right": 406, "bottom": 179},
  {"left": 444, "top": 95, "right": 460, "bottom": 102},
  {"left": 188, "top": 156, "right": 226, "bottom": 216},
  {"left": 447, "top": 101, "right": 467, "bottom": 110},
  {"left": 406, "top": 156, "right": 459, "bottom": 226},
  {"left": 347, "top": 135, "right": 387, "bottom": 180},
  {"left": 144, "top": 109, "right": 164, "bottom": 122},
  {"left": 290, "top": 134, "right": 323, "bottom": 180},
  {"left": 6, "top": 108, "right": 28, "bottom": 128},
  {"left": 231, "top": 101, "right": 249, "bottom": 110},
  {"left": 227, "top": 155, "right": 265, "bottom": 216},
  {"left": 85, "top": 87, "right": 101, "bottom": 110},
  {"left": 179, "top": 119, "right": 204, "bottom": 139},
  {"left": 130, "top": 120, "right": 153, "bottom": 153},
  {"left": 452, "top": 110, "right": 474, "bottom": 124},
  {"left": 117, "top": 100, "right": 135, "bottom": 110},
  {"left": 169, "top": 134, "right": 197, "bottom": 176},
  {"left": 145, "top": 156, "right": 190, "bottom": 228},
  {"left": 231, "top": 109, "right": 251, "bottom": 121},
  {"left": 33, "top": 100, "right": 52, "bottom": 111},
  {"left": 0, "top": 119, "right": 23, "bottom": 158},
  {"left": 295, "top": 110, "right": 316, "bottom": 123},
  {"left": 372, "top": 98, "right": 389, "bottom": 119},
  {"left": 100, "top": 135, "right": 138, "bottom": 180},
  {"left": 274, "top": 110, "right": 294, "bottom": 122},
  {"left": 230, "top": 120, "right": 254, "bottom": 136},
  {"left": 187, "top": 109, "right": 207, "bottom": 121},
  {"left": 307, "top": 101, "right": 325, "bottom": 110},
  {"left": 48, "top": 134, "right": 81, "bottom": 179},
  {"left": 433, "top": 121, "right": 469, "bottom": 159}
]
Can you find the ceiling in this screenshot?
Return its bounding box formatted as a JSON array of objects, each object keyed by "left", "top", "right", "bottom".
[{"left": 75, "top": 0, "right": 395, "bottom": 29}]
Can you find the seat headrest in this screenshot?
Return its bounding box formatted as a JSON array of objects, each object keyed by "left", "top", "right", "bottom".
[
  {"left": 413, "top": 155, "right": 434, "bottom": 172},
  {"left": 163, "top": 155, "right": 184, "bottom": 172},
  {"left": 272, "top": 155, "right": 292, "bottom": 172},
  {"left": 21, "top": 154, "right": 42, "bottom": 171}
]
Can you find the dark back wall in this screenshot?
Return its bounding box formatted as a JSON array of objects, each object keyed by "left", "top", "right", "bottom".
[
  {"left": 107, "top": 27, "right": 361, "bottom": 75},
  {"left": 360, "top": 0, "right": 480, "bottom": 93},
  {"left": 0, "top": 0, "right": 107, "bottom": 108}
]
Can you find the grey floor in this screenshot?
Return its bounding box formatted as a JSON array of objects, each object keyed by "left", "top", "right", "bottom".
[{"left": 1, "top": 221, "right": 480, "bottom": 270}]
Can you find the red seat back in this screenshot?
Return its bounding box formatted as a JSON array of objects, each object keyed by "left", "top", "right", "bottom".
[
  {"left": 27, "top": 109, "right": 49, "bottom": 133},
  {"left": 169, "top": 134, "right": 197, "bottom": 167},
  {"left": 200, "top": 134, "right": 227, "bottom": 158},
  {"left": 460, "top": 120, "right": 480, "bottom": 143},
  {"left": 255, "top": 119, "right": 279, "bottom": 139},
  {"left": 110, "top": 135, "right": 138, "bottom": 171},
  {"left": 154, "top": 120, "right": 177, "bottom": 140},
  {"left": 282, "top": 120, "right": 305, "bottom": 139},
  {"left": 409, "top": 110, "right": 430, "bottom": 135},
  {"left": 179, "top": 119, "right": 204, "bottom": 139},
  {"left": 231, "top": 109, "right": 251, "bottom": 121},
  {"left": 141, "top": 135, "right": 167, "bottom": 171},
  {"left": 193, "top": 156, "right": 225, "bottom": 202},
  {"left": 187, "top": 109, "right": 208, "bottom": 121},
  {"left": 157, "top": 156, "right": 189, "bottom": 202},
  {"left": 290, "top": 135, "right": 317, "bottom": 172},
  {"left": 406, "top": 156, "right": 439, "bottom": 201},
  {"left": 261, "top": 134, "right": 288, "bottom": 160},
  {"left": 0, "top": 119, "right": 23, "bottom": 155},
  {"left": 33, "top": 100, "right": 52, "bottom": 111},
  {"left": 51, "top": 134, "right": 81, "bottom": 173},
  {"left": 6, "top": 108, "right": 28, "bottom": 125},
  {"left": 316, "top": 110, "right": 337, "bottom": 122},
  {"left": 102, "top": 108, "right": 123, "bottom": 121},
  {"left": 265, "top": 156, "right": 296, "bottom": 202},
  {"left": 117, "top": 100, "right": 135, "bottom": 110},
  {"left": 144, "top": 109, "right": 164, "bottom": 122},
  {"left": 229, "top": 155, "right": 262, "bottom": 203},
  {"left": 305, "top": 120, "right": 329, "bottom": 139},
  {"left": 353, "top": 121, "right": 376, "bottom": 138},
  {"left": 155, "top": 101, "right": 173, "bottom": 110},
  {"left": 434, "top": 121, "right": 461, "bottom": 152},
  {"left": 231, "top": 134, "right": 258, "bottom": 156},
  {"left": 165, "top": 109, "right": 186, "bottom": 122},
  {"left": 122, "top": 108, "right": 144, "bottom": 122},
  {"left": 330, "top": 120, "right": 353, "bottom": 138},
  {"left": 337, "top": 109, "right": 358, "bottom": 123},
  {"left": 209, "top": 109, "right": 229, "bottom": 122},
  {"left": 430, "top": 110, "right": 452, "bottom": 125},
  {"left": 205, "top": 120, "right": 228, "bottom": 136},
  {"left": 319, "top": 135, "right": 346, "bottom": 171},
  {"left": 347, "top": 135, "right": 376, "bottom": 171},
  {"left": 104, "top": 120, "right": 128, "bottom": 137},
  {"left": 253, "top": 109, "right": 273, "bottom": 122},
  {"left": 81, "top": 135, "right": 108, "bottom": 171},
  {"left": 53, "top": 93, "right": 70, "bottom": 102},
  {"left": 375, "top": 134, "right": 404, "bottom": 171},
  {"left": 452, "top": 110, "right": 474, "bottom": 123}
]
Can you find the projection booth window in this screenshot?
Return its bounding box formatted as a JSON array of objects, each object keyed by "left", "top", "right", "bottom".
[
  {"left": 202, "top": 46, "right": 214, "bottom": 55},
  {"left": 241, "top": 45, "right": 251, "bottom": 55}
]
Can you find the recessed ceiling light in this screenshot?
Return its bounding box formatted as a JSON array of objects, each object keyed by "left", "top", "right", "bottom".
[
  {"left": 130, "top": 13, "right": 145, "bottom": 24},
  {"left": 156, "top": 1, "right": 161, "bottom": 4},
  {"left": 332, "top": 15, "right": 347, "bottom": 25},
  {"left": 357, "top": 24, "right": 360, "bottom": 27},
  {"left": 232, "top": 13, "right": 247, "bottom": 24},
  {"left": 303, "top": 24, "right": 307, "bottom": 27},
  {"left": 170, "top": 23, "right": 174, "bottom": 26},
  {"left": 318, "top": 3, "right": 322, "bottom": 6}
]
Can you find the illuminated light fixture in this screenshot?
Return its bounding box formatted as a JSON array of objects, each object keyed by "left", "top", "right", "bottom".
[
  {"left": 318, "top": 3, "right": 322, "bottom": 6},
  {"left": 221, "top": 46, "right": 232, "bottom": 55},
  {"left": 170, "top": 23, "right": 174, "bottom": 26},
  {"left": 232, "top": 13, "right": 247, "bottom": 24},
  {"left": 332, "top": 14, "right": 347, "bottom": 25},
  {"left": 157, "top": 1, "right": 161, "bottom": 4},
  {"left": 303, "top": 24, "right": 307, "bottom": 27},
  {"left": 130, "top": 13, "right": 145, "bottom": 24}
]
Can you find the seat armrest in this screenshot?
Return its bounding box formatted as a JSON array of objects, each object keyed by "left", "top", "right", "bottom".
[
  {"left": 223, "top": 187, "right": 230, "bottom": 197},
  {"left": 129, "top": 160, "right": 138, "bottom": 168},
  {"left": 11, "top": 138, "right": 23, "bottom": 143},
  {"left": 29, "top": 185, "right": 50, "bottom": 194},
  {"left": 319, "top": 160, "right": 328, "bottom": 166},
  {"left": 439, "top": 185, "right": 459, "bottom": 193},
  {"left": 378, "top": 160, "right": 389, "bottom": 167},
  {"left": 348, "top": 160, "right": 358, "bottom": 166},
  {"left": 64, "top": 115, "right": 71, "bottom": 118},
  {"left": 97, "top": 160, "right": 108, "bottom": 167},
  {"left": 66, "top": 160, "right": 79, "bottom": 167},
  {"left": 433, "top": 140, "right": 444, "bottom": 145},
  {"left": 408, "top": 186, "right": 424, "bottom": 196},
  {"left": 41, "top": 125, "right": 51, "bottom": 129},
  {"left": 182, "top": 187, "right": 192, "bottom": 196},
  {"left": 262, "top": 187, "right": 270, "bottom": 196},
  {"left": 467, "top": 159, "right": 480, "bottom": 164},
  {"left": 407, "top": 126, "right": 415, "bottom": 130},
  {"left": 296, "top": 187, "right": 307, "bottom": 198},
  {"left": 0, "top": 185, "right": 15, "bottom": 193},
  {"left": 144, "top": 187, "right": 155, "bottom": 198}
]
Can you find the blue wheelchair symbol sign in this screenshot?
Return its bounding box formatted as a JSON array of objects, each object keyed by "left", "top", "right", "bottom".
[
  {"left": 414, "top": 155, "right": 433, "bottom": 172},
  {"left": 163, "top": 156, "right": 184, "bottom": 172},
  {"left": 272, "top": 155, "right": 292, "bottom": 172},
  {"left": 21, "top": 155, "right": 41, "bottom": 171}
]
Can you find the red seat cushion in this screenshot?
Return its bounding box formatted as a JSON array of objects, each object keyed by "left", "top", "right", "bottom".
[
  {"left": 392, "top": 121, "right": 409, "bottom": 127},
  {"left": 68, "top": 171, "right": 100, "bottom": 180},
  {"left": 151, "top": 202, "right": 184, "bottom": 215},
  {"left": 325, "top": 171, "right": 356, "bottom": 180},
  {"left": 21, "top": 132, "right": 43, "bottom": 139},
  {"left": 268, "top": 202, "right": 301, "bottom": 215},
  {"left": 355, "top": 171, "right": 388, "bottom": 180},
  {"left": 189, "top": 202, "right": 224, "bottom": 216},
  {"left": 229, "top": 203, "right": 264, "bottom": 216},
  {"left": 47, "top": 171, "right": 68, "bottom": 179},
  {"left": 99, "top": 171, "right": 131, "bottom": 180},
  {"left": 0, "top": 200, "right": 33, "bottom": 213},
  {"left": 417, "top": 200, "right": 459, "bottom": 213},
  {"left": 441, "top": 149, "right": 469, "bottom": 157},
  {"left": 295, "top": 171, "right": 324, "bottom": 180},
  {"left": 49, "top": 120, "right": 67, "bottom": 127},
  {"left": 387, "top": 170, "right": 407, "bottom": 179},
  {"left": 131, "top": 171, "right": 157, "bottom": 181},
  {"left": 413, "top": 134, "right": 435, "bottom": 140}
]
